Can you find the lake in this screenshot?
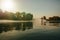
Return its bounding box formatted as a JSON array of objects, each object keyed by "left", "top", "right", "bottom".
[{"left": 0, "top": 19, "right": 60, "bottom": 40}]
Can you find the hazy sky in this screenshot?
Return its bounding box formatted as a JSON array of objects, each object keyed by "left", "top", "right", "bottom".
[{"left": 0, "top": 0, "right": 60, "bottom": 18}]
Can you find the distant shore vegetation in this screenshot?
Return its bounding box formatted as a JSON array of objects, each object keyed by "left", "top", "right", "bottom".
[
  {"left": 47, "top": 16, "right": 60, "bottom": 21},
  {"left": 41, "top": 16, "right": 60, "bottom": 23},
  {"left": 0, "top": 9, "right": 33, "bottom": 20}
]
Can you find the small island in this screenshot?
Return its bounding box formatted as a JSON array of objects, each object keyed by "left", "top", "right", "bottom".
[{"left": 47, "top": 16, "right": 60, "bottom": 23}]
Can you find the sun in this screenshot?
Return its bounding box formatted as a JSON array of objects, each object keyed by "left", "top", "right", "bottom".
[{"left": 1, "top": 0, "right": 15, "bottom": 11}]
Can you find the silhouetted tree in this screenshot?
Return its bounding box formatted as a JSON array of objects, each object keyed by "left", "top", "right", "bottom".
[
  {"left": 25, "top": 13, "right": 33, "bottom": 20},
  {"left": 16, "top": 12, "right": 21, "bottom": 20},
  {"left": 43, "top": 16, "right": 46, "bottom": 20},
  {"left": 21, "top": 12, "right": 26, "bottom": 20}
]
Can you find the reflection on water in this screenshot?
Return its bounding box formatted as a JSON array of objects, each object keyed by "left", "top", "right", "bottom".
[
  {"left": 48, "top": 23, "right": 60, "bottom": 27},
  {"left": 40, "top": 20, "right": 60, "bottom": 27},
  {"left": 0, "top": 22, "right": 33, "bottom": 33},
  {"left": 0, "top": 21, "right": 60, "bottom": 33},
  {"left": 0, "top": 20, "right": 60, "bottom": 34},
  {"left": 0, "top": 20, "right": 60, "bottom": 40}
]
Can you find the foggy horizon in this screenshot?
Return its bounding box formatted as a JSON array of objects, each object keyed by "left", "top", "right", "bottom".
[{"left": 0, "top": 0, "right": 60, "bottom": 18}]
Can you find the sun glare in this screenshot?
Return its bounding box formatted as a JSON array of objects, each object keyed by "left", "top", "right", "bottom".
[{"left": 1, "top": 0, "right": 15, "bottom": 11}]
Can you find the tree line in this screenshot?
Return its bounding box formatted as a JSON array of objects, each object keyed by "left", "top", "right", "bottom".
[
  {"left": 48, "top": 16, "right": 60, "bottom": 21},
  {"left": 0, "top": 9, "right": 33, "bottom": 20}
]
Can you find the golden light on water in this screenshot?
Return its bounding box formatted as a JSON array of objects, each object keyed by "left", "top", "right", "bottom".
[{"left": 0, "top": 0, "right": 15, "bottom": 12}]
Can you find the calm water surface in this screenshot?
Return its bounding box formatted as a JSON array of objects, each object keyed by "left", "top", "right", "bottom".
[{"left": 0, "top": 19, "right": 60, "bottom": 40}]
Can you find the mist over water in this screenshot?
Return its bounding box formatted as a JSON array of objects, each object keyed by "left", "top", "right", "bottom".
[{"left": 0, "top": 19, "right": 60, "bottom": 40}]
